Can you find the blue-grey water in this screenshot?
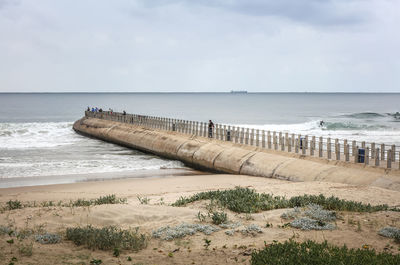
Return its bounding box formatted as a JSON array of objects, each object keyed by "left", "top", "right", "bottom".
[{"left": 1, "top": 93, "right": 400, "bottom": 182}]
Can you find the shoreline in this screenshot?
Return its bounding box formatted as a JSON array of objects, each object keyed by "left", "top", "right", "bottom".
[{"left": 0, "top": 167, "right": 207, "bottom": 189}]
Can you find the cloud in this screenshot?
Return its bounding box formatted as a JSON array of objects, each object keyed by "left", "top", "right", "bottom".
[{"left": 138, "top": 0, "right": 370, "bottom": 27}]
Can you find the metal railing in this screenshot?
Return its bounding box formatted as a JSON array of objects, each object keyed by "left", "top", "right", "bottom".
[{"left": 84, "top": 111, "right": 400, "bottom": 170}]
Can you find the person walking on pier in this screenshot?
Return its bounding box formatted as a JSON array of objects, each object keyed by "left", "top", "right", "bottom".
[{"left": 208, "top": 120, "right": 214, "bottom": 138}]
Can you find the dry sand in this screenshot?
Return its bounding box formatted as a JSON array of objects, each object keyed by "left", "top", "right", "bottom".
[{"left": 1, "top": 173, "right": 399, "bottom": 264}]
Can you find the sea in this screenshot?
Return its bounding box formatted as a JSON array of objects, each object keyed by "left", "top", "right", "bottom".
[{"left": 1, "top": 93, "right": 400, "bottom": 187}]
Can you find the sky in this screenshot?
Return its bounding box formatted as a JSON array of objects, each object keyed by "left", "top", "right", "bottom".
[{"left": 0, "top": 0, "right": 399, "bottom": 92}]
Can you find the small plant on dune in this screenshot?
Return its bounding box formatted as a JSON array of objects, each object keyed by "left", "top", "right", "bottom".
[
  {"left": 66, "top": 225, "right": 147, "bottom": 251},
  {"left": 6, "top": 200, "right": 22, "bottom": 210},
  {"left": 35, "top": 233, "right": 61, "bottom": 244},
  {"left": 251, "top": 239, "right": 400, "bottom": 265},
  {"left": 197, "top": 211, "right": 207, "bottom": 222},
  {"left": 203, "top": 238, "right": 211, "bottom": 250},
  {"left": 18, "top": 242, "right": 33, "bottom": 257},
  {"left": 211, "top": 211, "right": 228, "bottom": 225},
  {"left": 137, "top": 196, "right": 150, "bottom": 205},
  {"left": 379, "top": 227, "right": 400, "bottom": 244},
  {"left": 71, "top": 194, "right": 126, "bottom": 207},
  {"left": 90, "top": 259, "right": 102, "bottom": 265},
  {"left": 152, "top": 223, "right": 220, "bottom": 241}
]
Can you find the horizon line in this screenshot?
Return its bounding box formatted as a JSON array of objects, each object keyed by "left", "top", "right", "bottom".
[{"left": 1, "top": 91, "right": 400, "bottom": 94}]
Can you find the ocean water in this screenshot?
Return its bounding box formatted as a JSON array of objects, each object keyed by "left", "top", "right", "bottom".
[{"left": 1, "top": 93, "right": 400, "bottom": 182}]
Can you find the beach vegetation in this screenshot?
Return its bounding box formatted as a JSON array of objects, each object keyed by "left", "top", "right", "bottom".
[
  {"left": 196, "top": 211, "right": 207, "bottom": 222},
  {"left": 35, "top": 233, "right": 61, "bottom": 244},
  {"left": 172, "top": 187, "right": 388, "bottom": 213},
  {"left": 137, "top": 196, "right": 150, "bottom": 205},
  {"left": 152, "top": 223, "right": 220, "bottom": 241},
  {"left": 90, "top": 259, "right": 103, "bottom": 265},
  {"left": 6, "top": 200, "right": 22, "bottom": 210},
  {"left": 71, "top": 194, "right": 126, "bottom": 207},
  {"left": 281, "top": 204, "right": 337, "bottom": 230},
  {"left": 251, "top": 239, "right": 400, "bottom": 265},
  {"left": 18, "top": 242, "right": 33, "bottom": 256},
  {"left": 379, "top": 227, "right": 400, "bottom": 243},
  {"left": 241, "top": 224, "right": 263, "bottom": 236},
  {"left": 203, "top": 238, "right": 211, "bottom": 250},
  {"left": 211, "top": 211, "right": 228, "bottom": 225},
  {"left": 66, "top": 225, "right": 147, "bottom": 251}
]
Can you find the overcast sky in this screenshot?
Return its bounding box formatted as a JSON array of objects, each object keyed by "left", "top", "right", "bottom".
[{"left": 0, "top": 0, "right": 399, "bottom": 92}]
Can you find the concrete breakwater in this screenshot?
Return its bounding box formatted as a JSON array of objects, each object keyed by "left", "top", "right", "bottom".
[{"left": 73, "top": 115, "right": 400, "bottom": 191}]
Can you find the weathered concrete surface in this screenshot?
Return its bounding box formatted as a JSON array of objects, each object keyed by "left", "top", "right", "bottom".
[{"left": 73, "top": 117, "right": 400, "bottom": 191}]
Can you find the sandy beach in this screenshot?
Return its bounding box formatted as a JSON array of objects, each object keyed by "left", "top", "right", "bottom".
[{"left": 1, "top": 173, "right": 399, "bottom": 264}]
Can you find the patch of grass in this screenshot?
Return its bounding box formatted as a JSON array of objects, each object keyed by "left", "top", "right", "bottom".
[
  {"left": 35, "top": 233, "right": 61, "bottom": 244},
  {"left": 172, "top": 187, "right": 388, "bottom": 213},
  {"left": 152, "top": 223, "right": 220, "bottom": 241},
  {"left": 71, "top": 194, "right": 126, "bottom": 207},
  {"left": 137, "top": 196, "right": 150, "bottom": 205},
  {"left": 66, "top": 225, "right": 147, "bottom": 251},
  {"left": 211, "top": 211, "right": 228, "bottom": 225},
  {"left": 251, "top": 239, "right": 400, "bottom": 265},
  {"left": 6, "top": 200, "right": 22, "bottom": 210},
  {"left": 18, "top": 242, "right": 33, "bottom": 257}
]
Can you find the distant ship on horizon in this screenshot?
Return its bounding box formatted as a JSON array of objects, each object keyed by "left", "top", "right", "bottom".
[{"left": 230, "top": 90, "right": 248, "bottom": 94}]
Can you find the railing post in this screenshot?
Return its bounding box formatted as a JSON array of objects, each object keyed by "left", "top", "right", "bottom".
[
  {"left": 365, "top": 147, "right": 369, "bottom": 165},
  {"left": 240, "top": 128, "right": 244, "bottom": 144},
  {"left": 250, "top": 129, "right": 254, "bottom": 145},
  {"left": 387, "top": 149, "right": 392, "bottom": 169},
  {"left": 281, "top": 134, "right": 285, "bottom": 151},
  {"left": 302, "top": 138, "right": 306, "bottom": 155},
  {"left": 371, "top": 143, "right": 376, "bottom": 159},
  {"left": 327, "top": 138, "right": 331, "bottom": 159},
  {"left": 288, "top": 137, "right": 292, "bottom": 152},
  {"left": 234, "top": 127, "right": 239, "bottom": 143},
  {"left": 227, "top": 126, "right": 231, "bottom": 141},
  {"left": 312, "top": 136, "right": 316, "bottom": 151},
  {"left": 391, "top": 145, "right": 396, "bottom": 162},
  {"left": 245, "top": 128, "right": 250, "bottom": 145},
  {"left": 352, "top": 141, "right": 356, "bottom": 158},
  {"left": 305, "top": 135, "right": 308, "bottom": 150},
  {"left": 291, "top": 133, "right": 295, "bottom": 147},
  {"left": 336, "top": 143, "right": 340, "bottom": 161},
  {"left": 262, "top": 130, "right": 266, "bottom": 148},
  {"left": 273, "top": 132, "right": 277, "bottom": 149},
  {"left": 354, "top": 146, "right": 359, "bottom": 163},
  {"left": 319, "top": 137, "right": 323, "bottom": 158},
  {"left": 223, "top": 125, "right": 227, "bottom": 141},
  {"left": 285, "top": 133, "right": 289, "bottom": 146},
  {"left": 361, "top": 141, "right": 366, "bottom": 148},
  {"left": 345, "top": 144, "right": 350, "bottom": 162},
  {"left": 295, "top": 139, "right": 299, "bottom": 154},
  {"left": 267, "top": 131, "right": 271, "bottom": 149},
  {"left": 256, "top": 129, "right": 260, "bottom": 147},
  {"left": 375, "top": 148, "right": 380, "bottom": 166},
  {"left": 381, "top": 144, "right": 385, "bottom": 161}
]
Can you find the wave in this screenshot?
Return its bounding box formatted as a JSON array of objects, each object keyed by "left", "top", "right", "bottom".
[
  {"left": 323, "top": 122, "right": 389, "bottom": 131},
  {"left": 0, "top": 122, "right": 76, "bottom": 149},
  {"left": 341, "top": 112, "right": 385, "bottom": 119},
  {"left": 341, "top": 112, "right": 400, "bottom": 121}
]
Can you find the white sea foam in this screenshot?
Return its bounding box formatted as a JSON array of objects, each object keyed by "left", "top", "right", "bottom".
[
  {"left": 0, "top": 122, "right": 77, "bottom": 149},
  {"left": 0, "top": 121, "right": 184, "bottom": 178},
  {"left": 233, "top": 120, "right": 400, "bottom": 145}
]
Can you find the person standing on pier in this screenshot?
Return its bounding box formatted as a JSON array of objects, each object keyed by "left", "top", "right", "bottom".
[{"left": 208, "top": 120, "right": 214, "bottom": 138}]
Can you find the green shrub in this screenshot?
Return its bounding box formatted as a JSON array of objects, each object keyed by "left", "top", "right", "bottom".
[
  {"left": 66, "top": 225, "right": 147, "bottom": 251},
  {"left": 6, "top": 200, "right": 22, "bottom": 210},
  {"left": 172, "top": 187, "right": 388, "bottom": 213},
  {"left": 71, "top": 194, "right": 126, "bottom": 207},
  {"left": 211, "top": 211, "right": 228, "bottom": 225},
  {"left": 251, "top": 240, "right": 400, "bottom": 265}
]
